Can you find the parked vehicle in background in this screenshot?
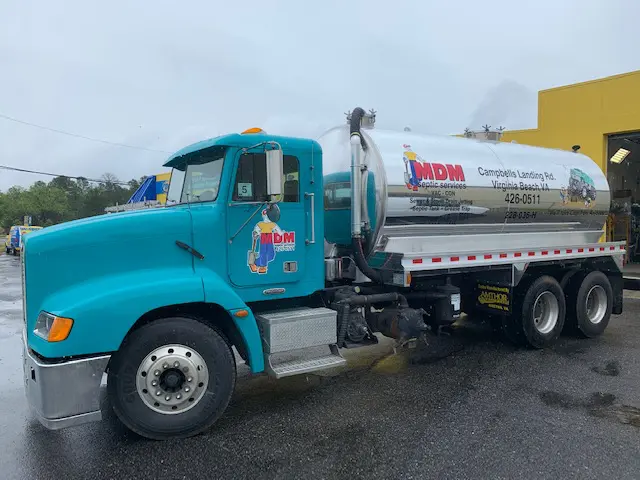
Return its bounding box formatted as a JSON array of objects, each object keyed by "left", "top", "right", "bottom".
[
  {"left": 8, "top": 225, "right": 42, "bottom": 255},
  {"left": 21, "top": 108, "right": 626, "bottom": 440}
]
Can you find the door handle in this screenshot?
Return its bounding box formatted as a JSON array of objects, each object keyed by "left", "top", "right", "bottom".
[{"left": 305, "top": 192, "right": 315, "bottom": 245}]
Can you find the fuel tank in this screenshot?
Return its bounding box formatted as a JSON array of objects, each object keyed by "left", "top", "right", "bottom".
[{"left": 319, "top": 125, "right": 611, "bottom": 255}]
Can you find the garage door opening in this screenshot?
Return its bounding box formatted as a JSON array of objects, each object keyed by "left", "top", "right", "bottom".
[{"left": 606, "top": 132, "right": 640, "bottom": 278}]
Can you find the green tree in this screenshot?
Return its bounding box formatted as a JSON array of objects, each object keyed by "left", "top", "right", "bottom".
[{"left": 0, "top": 174, "right": 140, "bottom": 230}]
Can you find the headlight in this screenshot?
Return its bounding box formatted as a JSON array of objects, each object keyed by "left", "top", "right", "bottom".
[{"left": 34, "top": 312, "right": 74, "bottom": 342}]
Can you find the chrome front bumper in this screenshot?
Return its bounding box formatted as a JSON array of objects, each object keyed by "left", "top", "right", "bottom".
[{"left": 22, "top": 332, "right": 111, "bottom": 430}]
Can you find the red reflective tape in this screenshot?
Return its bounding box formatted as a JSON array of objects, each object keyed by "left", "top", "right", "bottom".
[
  {"left": 589, "top": 248, "right": 595, "bottom": 252},
  {"left": 610, "top": 246, "right": 615, "bottom": 251},
  {"left": 566, "top": 249, "right": 573, "bottom": 254},
  {"left": 542, "top": 251, "right": 549, "bottom": 256},
  {"left": 620, "top": 245, "right": 625, "bottom": 250},
  {"left": 499, "top": 253, "right": 507, "bottom": 258},
  {"left": 484, "top": 254, "right": 492, "bottom": 259},
  {"left": 432, "top": 257, "right": 442, "bottom": 263},
  {"left": 412, "top": 258, "right": 423, "bottom": 264},
  {"left": 554, "top": 250, "right": 561, "bottom": 254},
  {"left": 451, "top": 256, "right": 460, "bottom": 262},
  {"left": 528, "top": 252, "right": 535, "bottom": 256},
  {"left": 600, "top": 247, "right": 605, "bottom": 251},
  {"left": 514, "top": 252, "right": 522, "bottom": 257},
  {"left": 468, "top": 255, "right": 476, "bottom": 260}
]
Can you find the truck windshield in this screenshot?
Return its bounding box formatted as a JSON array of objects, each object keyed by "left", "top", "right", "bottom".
[{"left": 166, "top": 153, "right": 224, "bottom": 205}]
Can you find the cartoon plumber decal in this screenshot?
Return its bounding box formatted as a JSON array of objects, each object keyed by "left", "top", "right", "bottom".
[
  {"left": 403, "top": 144, "right": 421, "bottom": 191},
  {"left": 247, "top": 207, "right": 296, "bottom": 274}
]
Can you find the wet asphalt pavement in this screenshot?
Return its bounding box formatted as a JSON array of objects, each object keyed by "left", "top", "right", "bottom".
[{"left": 1, "top": 253, "right": 640, "bottom": 480}]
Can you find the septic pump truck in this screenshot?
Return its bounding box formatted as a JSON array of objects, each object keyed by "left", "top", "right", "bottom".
[{"left": 22, "top": 108, "right": 626, "bottom": 439}]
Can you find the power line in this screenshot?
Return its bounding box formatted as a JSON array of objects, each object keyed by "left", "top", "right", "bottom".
[
  {"left": 0, "top": 164, "right": 132, "bottom": 186},
  {"left": 0, "top": 112, "right": 172, "bottom": 154}
]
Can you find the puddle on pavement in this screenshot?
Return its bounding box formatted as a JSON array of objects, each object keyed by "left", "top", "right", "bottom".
[
  {"left": 591, "top": 360, "right": 621, "bottom": 377},
  {"left": 540, "top": 390, "right": 640, "bottom": 428}
]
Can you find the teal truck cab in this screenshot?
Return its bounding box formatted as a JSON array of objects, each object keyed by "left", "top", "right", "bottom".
[{"left": 22, "top": 109, "right": 626, "bottom": 439}]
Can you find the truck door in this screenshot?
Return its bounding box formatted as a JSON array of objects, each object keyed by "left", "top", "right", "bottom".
[{"left": 226, "top": 152, "right": 307, "bottom": 288}]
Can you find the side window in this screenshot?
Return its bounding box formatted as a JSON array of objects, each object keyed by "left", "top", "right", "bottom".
[
  {"left": 324, "top": 182, "right": 351, "bottom": 210},
  {"left": 282, "top": 155, "right": 299, "bottom": 203},
  {"left": 233, "top": 153, "right": 267, "bottom": 202},
  {"left": 233, "top": 153, "right": 300, "bottom": 203}
]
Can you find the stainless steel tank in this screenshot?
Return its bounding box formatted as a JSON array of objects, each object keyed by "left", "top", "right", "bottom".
[{"left": 319, "top": 124, "right": 611, "bottom": 256}]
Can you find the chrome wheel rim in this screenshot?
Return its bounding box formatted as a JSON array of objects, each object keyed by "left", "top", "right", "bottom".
[
  {"left": 136, "top": 344, "right": 209, "bottom": 415},
  {"left": 585, "top": 285, "right": 607, "bottom": 325},
  {"left": 533, "top": 291, "right": 559, "bottom": 334}
]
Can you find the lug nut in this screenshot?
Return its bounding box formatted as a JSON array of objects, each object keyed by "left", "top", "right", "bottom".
[
  {"left": 163, "top": 363, "right": 169, "bottom": 369},
  {"left": 155, "top": 390, "right": 162, "bottom": 396},
  {"left": 184, "top": 387, "right": 190, "bottom": 393},
  {"left": 187, "top": 377, "right": 192, "bottom": 382},
  {"left": 182, "top": 367, "right": 189, "bottom": 373},
  {"left": 165, "top": 395, "right": 171, "bottom": 401},
  {"left": 151, "top": 380, "right": 158, "bottom": 387},
  {"left": 173, "top": 361, "right": 180, "bottom": 368},
  {"left": 154, "top": 370, "right": 160, "bottom": 376},
  {"left": 176, "top": 394, "right": 182, "bottom": 400}
]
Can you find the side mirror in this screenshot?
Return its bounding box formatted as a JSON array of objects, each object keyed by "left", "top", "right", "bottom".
[{"left": 266, "top": 149, "right": 284, "bottom": 198}]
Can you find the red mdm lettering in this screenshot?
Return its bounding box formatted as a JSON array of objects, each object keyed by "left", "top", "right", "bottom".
[
  {"left": 446, "top": 164, "right": 465, "bottom": 182},
  {"left": 412, "top": 161, "right": 465, "bottom": 182},
  {"left": 412, "top": 161, "right": 434, "bottom": 181},
  {"left": 432, "top": 163, "right": 447, "bottom": 181},
  {"left": 283, "top": 232, "right": 295, "bottom": 243}
]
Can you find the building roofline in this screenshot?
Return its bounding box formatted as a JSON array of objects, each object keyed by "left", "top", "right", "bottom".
[{"left": 539, "top": 69, "right": 640, "bottom": 94}]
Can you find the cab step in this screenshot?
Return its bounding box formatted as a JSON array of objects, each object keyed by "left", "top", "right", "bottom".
[
  {"left": 256, "top": 307, "right": 346, "bottom": 378},
  {"left": 266, "top": 345, "right": 346, "bottom": 379}
]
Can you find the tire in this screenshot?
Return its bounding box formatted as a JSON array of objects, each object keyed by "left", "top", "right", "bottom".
[
  {"left": 108, "top": 316, "right": 236, "bottom": 440},
  {"left": 566, "top": 271, "right": 613, "bottom": 338},
  {"left": 504, "top": 275, "right": 566, "bottom": 348}
]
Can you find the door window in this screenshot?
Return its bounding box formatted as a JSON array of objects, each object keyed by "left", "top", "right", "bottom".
[{"left": 233, "top": 153, "right": 300, "bottom": 203}]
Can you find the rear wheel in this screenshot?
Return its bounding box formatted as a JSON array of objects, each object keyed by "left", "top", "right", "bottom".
[
  {"left": 504, "top": 275, "right": 566, "bottom": 348},
  {"left": 566, "top": 271, "right": 612, "bottom": 338},
  {"left": 108, "top": 316, "right": 236, "bottom": 440}
]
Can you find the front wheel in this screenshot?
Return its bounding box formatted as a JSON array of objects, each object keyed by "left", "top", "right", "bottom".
[{"left": 107, "top": 317, "right": 236, "bottom": 440}]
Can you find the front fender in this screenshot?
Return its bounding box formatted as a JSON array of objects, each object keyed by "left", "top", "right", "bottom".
[
  {"left": 201, "top": 271, "right": 265, "bottom": 373},
  {"left": 32, "top": 269, "right": 266, "bottom": 374},
  {"left": 31, "top": 269, "right": 205, "bottom": 358}
]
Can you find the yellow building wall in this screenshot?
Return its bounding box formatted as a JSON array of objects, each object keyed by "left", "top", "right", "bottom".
[
  {"left": 500, "top": 70, "right": 640, "bottom": 175},
  {"left": 498, "top": 70, "right": 640, "bottom": 243}
]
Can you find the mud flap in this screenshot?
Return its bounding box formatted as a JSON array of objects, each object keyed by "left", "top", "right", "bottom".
[
  {"left": 610, "top": 273, "right": 623, "bottom": 315},
  {"left": 474, "top": 281, "right": 512, "bottom": 316}
]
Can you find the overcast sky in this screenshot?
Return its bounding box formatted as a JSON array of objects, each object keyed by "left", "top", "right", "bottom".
[{"left": 1, "top": 0, "right": 639, "bottom": 190}]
